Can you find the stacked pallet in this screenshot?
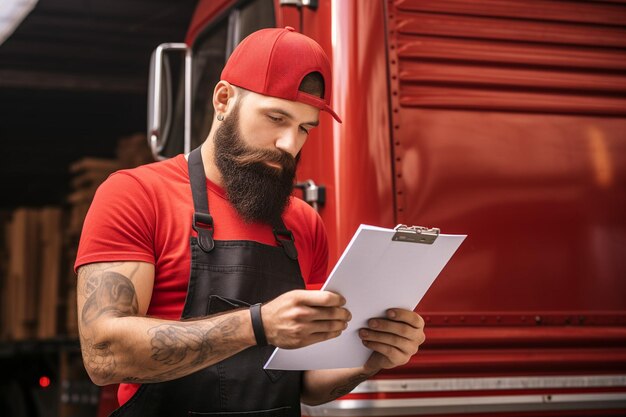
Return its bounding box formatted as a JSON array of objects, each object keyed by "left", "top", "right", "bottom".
[
  {"left": 2, "top": 207, "right": 62, "bottom": 340},
  {"left": 0, "top": 133, "right": 154, "bottom": 341}
]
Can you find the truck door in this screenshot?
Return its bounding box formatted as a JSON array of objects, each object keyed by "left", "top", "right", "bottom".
[{"left": 149, "top": 0, "right": 276, "bottom": 160}]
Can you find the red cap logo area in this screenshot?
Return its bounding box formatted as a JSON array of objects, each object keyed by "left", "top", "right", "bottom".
[{"left": 221, "top": 26, "right": 342, "bottom": 123}]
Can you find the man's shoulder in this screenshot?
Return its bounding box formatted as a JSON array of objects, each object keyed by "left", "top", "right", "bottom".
[
  {"left": 109, "top": 154, "right": 188, "bottom": 190},
  {"left": 285, "top": 196, "right": 319, "bottom": 221},
  {"left": 284, "top": 197, "right": 325, "bottom": 240}
]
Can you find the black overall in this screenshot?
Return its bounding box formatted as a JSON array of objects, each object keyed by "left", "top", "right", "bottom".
[{"left": 110, "top": 148, "right": 305, "bottom": 417}]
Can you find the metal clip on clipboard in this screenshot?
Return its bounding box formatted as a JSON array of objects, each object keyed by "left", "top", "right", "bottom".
[{"left": 392, "top": 224, "right": 440, "bottom": 244}]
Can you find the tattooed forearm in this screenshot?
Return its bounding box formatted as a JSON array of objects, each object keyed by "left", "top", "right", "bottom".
[
  {"left": 149, "top": 316, "right": 241, "bottom": 369},
  {"left": 80, "top": 307, "right": 250, "bottom": 384},
  {"left": 149, "top": 325, "right": 211, "bottom": 365},
  {"left": 329, "top": 373, "right": 371, "bottom": 398},
  {"left": 81, "top": 272, "right": 139, "bottom": 325},
  {"left": 96, "top": 316, "right": 248, "bottom": 384},
  {"left": 77, "top": 263, "right": 253, "bottom": 385}
]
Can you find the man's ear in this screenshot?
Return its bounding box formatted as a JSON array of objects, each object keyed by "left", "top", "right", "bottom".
[{"left": 212, "top": 81, "right": 236, "bottom": 117}]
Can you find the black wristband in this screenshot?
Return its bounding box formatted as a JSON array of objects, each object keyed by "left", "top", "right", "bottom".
[{"left": 250, "top": 303, "right": 268, "bottom": 346}]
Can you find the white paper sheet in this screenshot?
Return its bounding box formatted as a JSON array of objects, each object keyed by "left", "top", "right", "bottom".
[{"left": 264, "top": 224, "right": 466, "bottom": 370}]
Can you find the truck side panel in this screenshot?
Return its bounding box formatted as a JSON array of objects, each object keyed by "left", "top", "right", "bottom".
[{"left": 388, "top": 0, "right": 626, "bottom": 316}]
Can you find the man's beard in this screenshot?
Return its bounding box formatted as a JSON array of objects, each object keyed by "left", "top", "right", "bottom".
[{"left": 213, "top": 105, "right": 297, "bottom": 225}]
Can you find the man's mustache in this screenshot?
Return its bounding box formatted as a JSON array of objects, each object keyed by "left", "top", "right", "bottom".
[{"left": 230, "top": 147, "right": 296, "bottom": 172}]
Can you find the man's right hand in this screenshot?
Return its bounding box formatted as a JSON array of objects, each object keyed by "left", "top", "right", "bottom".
[{"left": 261, "top": 290, "right": 352, "bottom": 349}]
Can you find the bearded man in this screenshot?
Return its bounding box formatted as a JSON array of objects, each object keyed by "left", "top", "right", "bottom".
[{"left": 75, "top": 27, "right": 425, "bottom": 417}]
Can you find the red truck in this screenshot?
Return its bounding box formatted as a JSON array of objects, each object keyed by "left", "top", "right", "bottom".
[{"left": 145, "top": 0, "right": 626, "bottom": 415}]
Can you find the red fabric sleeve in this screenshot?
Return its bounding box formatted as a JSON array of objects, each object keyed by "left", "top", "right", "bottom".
[
  {"left": 305, "top": 211, "right": 329, "bottom": 289},
  {"left": 74, "top": 172, "right": 156, "bottom": 271}
]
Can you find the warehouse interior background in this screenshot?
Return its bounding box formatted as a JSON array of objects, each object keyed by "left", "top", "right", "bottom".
[
  {"left": 0, "top": 0, "right": 197, "bottom": 207},
  {"left": 0, "top": 1, "right": 197, "bottom": 416}
]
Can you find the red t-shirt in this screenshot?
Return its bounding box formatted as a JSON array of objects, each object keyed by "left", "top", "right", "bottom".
[{"left": 75, "top": 154, "right": 329, "bottom": 405}]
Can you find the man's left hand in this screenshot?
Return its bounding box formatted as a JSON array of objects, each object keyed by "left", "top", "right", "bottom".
[{"left": 359, "top": 309, "right": 425, "bottom": 373}]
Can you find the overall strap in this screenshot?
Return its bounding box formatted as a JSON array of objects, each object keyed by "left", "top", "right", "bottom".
[
  {"left": 273, "top": 218, "right": 298, "bottom": 261},
  {"left": 188, "top": 147, "right": 215, "bottom": 252}
]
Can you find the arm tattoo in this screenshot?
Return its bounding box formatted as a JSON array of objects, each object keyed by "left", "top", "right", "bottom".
[
  {"left": 329, "top": 373, "right": 371, "bottom": 398},
  {"left": 81, "top": 272, "right": 139, "bottom": 325},
  {"left": 148, "top": 316, "right": 241, "bottom": 369},
  {"left": 79, "top": 262, "right": 123, "bottom": 293},
  {"left": 82, "top": 338, "right": 116, "bottom": 381},
  {"left": 78, "top": 264, "right": 248, "bottom": 383},
  {"left": 149, "top": 325, "right": 210, "bottom": 366},
  {"left": 79, "top": 262, "right": 140, "bottom": 296},
  {"left": 79, "top": 269, "right": 139, "bottom": 381}
]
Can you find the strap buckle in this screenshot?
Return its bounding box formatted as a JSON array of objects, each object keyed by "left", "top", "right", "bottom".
[
  {"left": 193, "top": 212, "right": 215, "bottom": 252},
  {"left": 193, "top": 212, "right": 214, "bottom": 230},
  {"left": 273, "top": 227, "right": 298, "bottom": 260}
]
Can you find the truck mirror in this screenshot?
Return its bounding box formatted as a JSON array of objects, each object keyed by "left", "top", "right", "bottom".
[{"left": 148, "top": 43, "right": 191, "bottom": 160}]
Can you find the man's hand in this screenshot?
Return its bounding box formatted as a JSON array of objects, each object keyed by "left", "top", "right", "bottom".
[
  {"left": 261, "top": 290, "right": 351, "bottom": 349},
  {"left": 359, "top": 309, "right": 425, "bottom": 373}
]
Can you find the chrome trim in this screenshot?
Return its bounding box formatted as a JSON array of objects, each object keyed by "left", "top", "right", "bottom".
[
  {"left": 147, "top": 42, "right": 189, "bottom": 161},
  {"left": 351, "top": 375, "right": 626, "bottom": 393},
  {"left": 302, "top": 393, "right": 626, "bottom": 416},
  {"left": 225, "top": 9, "right": 241, "bottom": 60}
]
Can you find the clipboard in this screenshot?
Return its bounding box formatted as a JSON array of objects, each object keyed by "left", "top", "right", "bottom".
[{"left": 263, "top": 223, "right": 466, "bottom": 370}]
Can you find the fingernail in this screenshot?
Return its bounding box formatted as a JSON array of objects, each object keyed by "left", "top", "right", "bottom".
[
  {"left": 360, "top": 329, "right": 369, "bottom": 337},
  {"left": 387, "top": 310, "right": 396, "bottom": 318},
  {"left": 369, "top": 320, "right": 378, "bottom": 328}
]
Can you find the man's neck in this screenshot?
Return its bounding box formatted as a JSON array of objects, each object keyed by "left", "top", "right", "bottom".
[{"left": 200, "top": 140, "right": 224, "bottom": 187}]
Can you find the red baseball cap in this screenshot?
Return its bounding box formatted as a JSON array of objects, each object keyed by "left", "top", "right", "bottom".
[{"left": 221, "top": 26, "right": 342, "bottom": 123}]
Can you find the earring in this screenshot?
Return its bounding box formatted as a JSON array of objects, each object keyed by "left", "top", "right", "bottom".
[{"left": 217, "top": 114, "right": 224, "bottom": 121}]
